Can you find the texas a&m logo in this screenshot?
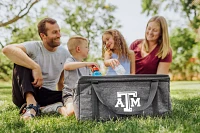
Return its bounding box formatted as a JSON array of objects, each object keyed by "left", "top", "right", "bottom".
[{"left": 115, "top": 91, "right": 141, "bottom": 112}]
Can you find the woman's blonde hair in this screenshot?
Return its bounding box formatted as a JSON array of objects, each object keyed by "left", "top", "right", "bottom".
[
  {"left": 102, "top": 29, "right": 131, "bottom": 61},
  {"left": 67, "top": 35, "right": 88, "bottom": 54},
  {"left": 144, "top": 16, "right": 171, "bottom": 59}
]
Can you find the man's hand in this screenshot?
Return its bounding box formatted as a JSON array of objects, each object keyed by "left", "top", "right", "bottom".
[{"left": 32, "top": 66, "right": 43, "bottom": 89}]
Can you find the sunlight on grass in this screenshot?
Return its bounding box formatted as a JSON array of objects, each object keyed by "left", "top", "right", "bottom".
[
  {"left": 170, "top": 81, "right": 200, "bottom": 99},
  {"left": 0, "top": 80, "right": 12, "bottom": 88},
  {"left": 0, "top": 100, "right": 7, "bottom": 106},
  {"left": 171, "top": 81, "right": 200, "bottom": 89}
]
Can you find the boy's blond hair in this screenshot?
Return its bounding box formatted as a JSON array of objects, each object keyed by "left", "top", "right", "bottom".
[{"left": 67, "top": 35, "right": 88, "bottom": 55}]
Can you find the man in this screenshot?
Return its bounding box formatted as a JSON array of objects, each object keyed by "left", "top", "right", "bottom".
[{"left": 2, "top": 18, "right": 74, "bottom": 120}]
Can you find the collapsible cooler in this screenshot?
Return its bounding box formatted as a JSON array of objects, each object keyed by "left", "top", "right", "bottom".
[{"left": 73, "top": 74, "right": 171, "bottom": 121}]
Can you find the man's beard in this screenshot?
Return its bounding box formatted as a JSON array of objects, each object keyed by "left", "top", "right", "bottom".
[{"left": 48, "top": 38, "right": 61, "bottom": 48}]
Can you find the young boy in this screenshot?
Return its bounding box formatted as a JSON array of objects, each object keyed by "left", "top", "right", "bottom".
[{"left": 62, "top": 35, "right": 99, "bottom": 116}]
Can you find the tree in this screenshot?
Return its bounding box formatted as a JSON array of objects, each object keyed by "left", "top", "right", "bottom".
[
  {"left": 0, "top": 0, "right": 121, "bottom": 80},
  {"left": 170, "top": 28, "right": 200, "bottom": 80},
  {"left": 0, "top": 0, "right": 44, "bottom": 48},
  {"left": 0, "top": 16, "right": 42, "bottom": 81},
  {"left": 47, "top": 0, "right": 121, "bottom": 62},
  {"left": 0, "top": 0, "right": 46, "bottom": 81},
  {"left": 0, "top": 50, "right": 13, "bottom": 81},
  {"left": 0, "top": 0, "right": 39, "bottom": 27},
  {"left": 141, "top": 0, "right": 200, "bottom": 30},
  {"left": 9, "top": 17, "right": 41, "bottom": 44}
]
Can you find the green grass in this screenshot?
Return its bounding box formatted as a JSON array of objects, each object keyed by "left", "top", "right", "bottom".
[{"left": 0, "top": 81, "right": 199, "bottom": 133}]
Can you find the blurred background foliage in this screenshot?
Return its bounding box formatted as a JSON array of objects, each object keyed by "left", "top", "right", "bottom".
[{"left": 0, "top": 0, "right": 200, "bottom": 81}]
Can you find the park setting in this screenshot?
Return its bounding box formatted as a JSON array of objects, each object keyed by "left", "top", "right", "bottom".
[{"left": 0, "top": 0, "right": 200, "bottom": 132}]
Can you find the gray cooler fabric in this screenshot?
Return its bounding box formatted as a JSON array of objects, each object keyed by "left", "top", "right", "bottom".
[{"left": 73, "top": 74, "right": 171, "bottom": 121}]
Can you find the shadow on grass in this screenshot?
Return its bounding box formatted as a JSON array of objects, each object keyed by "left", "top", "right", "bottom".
[
  {"left": 0, "top": 90, "right": 11, "bottom": 96},
  {"left": 0, "top": 86, "right": 12, "bottom": 89}
]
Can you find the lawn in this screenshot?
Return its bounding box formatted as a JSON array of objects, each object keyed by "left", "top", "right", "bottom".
[{"left": 0, "top": 81, "right": 199, "bottom": 133}]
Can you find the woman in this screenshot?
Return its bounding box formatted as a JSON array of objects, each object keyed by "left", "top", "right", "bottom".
[{"left": 129, "top": 16, "right": 172, "bottom": 74}]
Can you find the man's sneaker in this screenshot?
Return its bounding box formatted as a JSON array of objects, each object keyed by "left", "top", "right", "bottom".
[{"left": 41, "top": 102, "right": 63, "bottom": 113}]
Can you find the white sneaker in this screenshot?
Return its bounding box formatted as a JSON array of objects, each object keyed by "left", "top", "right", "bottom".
[{"left": 41, "top": 102, "right": 63, "bottom": 113}]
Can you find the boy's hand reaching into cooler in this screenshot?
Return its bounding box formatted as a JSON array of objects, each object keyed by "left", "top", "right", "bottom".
[{"left": 86, "top": 62, "right": 100, "bottom": 69}]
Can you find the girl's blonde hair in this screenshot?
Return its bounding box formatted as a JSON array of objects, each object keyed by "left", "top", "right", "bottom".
[
  {"left": 144, "top": 16, "right": 171, "bottom": 59},
  {"left": 102, "top": 29, "right": 131, "bottom": 61}
]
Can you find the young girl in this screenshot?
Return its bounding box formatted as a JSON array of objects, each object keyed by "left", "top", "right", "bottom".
[{"left": 102, "top": 29, "right": 135, "bottom": 75}]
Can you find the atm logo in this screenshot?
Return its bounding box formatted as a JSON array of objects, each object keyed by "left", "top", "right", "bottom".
[{"left": 115, "top": 91, "right": 141, "bottom": 112}]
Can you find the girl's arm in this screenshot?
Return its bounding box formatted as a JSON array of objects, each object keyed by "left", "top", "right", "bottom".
[{"left": 129, "top": 50, "right": 135, "bottom": 74}]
